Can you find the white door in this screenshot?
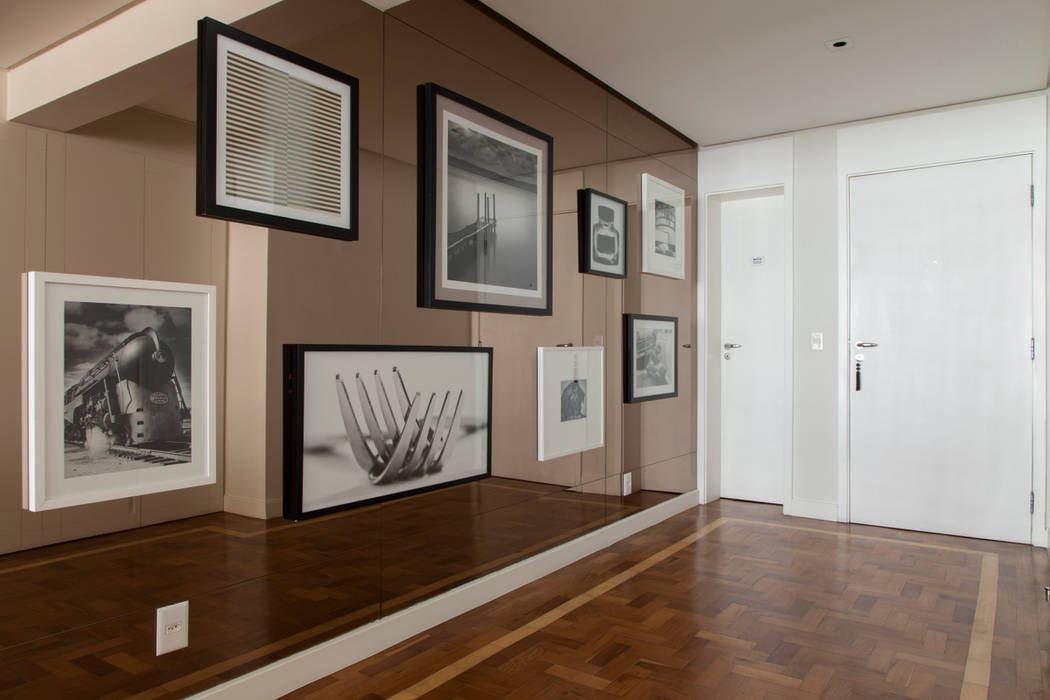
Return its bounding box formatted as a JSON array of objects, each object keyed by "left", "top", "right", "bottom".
[
  {"left": 720, "top": 189, "right": 789, "bottom": 504},
  {"left": 849, "top": 155, "right": 1033, "bottom": 543}
]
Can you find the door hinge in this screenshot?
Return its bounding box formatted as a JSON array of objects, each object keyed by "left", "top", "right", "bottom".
[
  {"left": 1032, "top": 337, "right": 1036, "bottom": 361},
  {"left": 1030, "top": 491, "right": 1035, "bottom": 514},
  {"left": 1032, "top": 185, "right": 1036, "bottom": 207}
]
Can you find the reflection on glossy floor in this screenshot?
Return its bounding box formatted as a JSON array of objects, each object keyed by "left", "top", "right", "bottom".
[
  {"left": 289, "top": 500, "right": 1050, "bottom": 699},
  {"left": 0, "top": 478, "right": 672, "bottom": 698}
]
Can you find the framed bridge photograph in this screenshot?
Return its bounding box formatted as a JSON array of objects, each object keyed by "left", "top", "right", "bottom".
[
  {"left": 417, "top": 82, "right": 553, "bottom": 315},
  {"left": 22, "top": 272, "right": 217, "bottom": 511}
]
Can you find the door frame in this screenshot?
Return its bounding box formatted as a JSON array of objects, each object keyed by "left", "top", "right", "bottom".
[
  {"left": 716, "top": 186, "right": 790, "bottom": 504},
  {"left": 836, "top": 94, "right": 1047, "bottom": 545}
]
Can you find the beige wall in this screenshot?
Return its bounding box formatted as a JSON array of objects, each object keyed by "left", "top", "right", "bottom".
[{"left": 1, "top": 98, "right": 227, "bottom": 554}]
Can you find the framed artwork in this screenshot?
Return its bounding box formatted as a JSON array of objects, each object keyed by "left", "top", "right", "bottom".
[
  {"left": 624, "top": 314, "right": 678, "bottom": 402},
  {"left": 641, "top": 174, "right": 686, "bottom": 279},
  {"left": 197, "top": 17, "right": 359, "bottom": 240},
  {"left": 577, "top": 188, "right": 628, "bottom": 278},
  {"left": 418, "top": 82, "right": 554, "bottom": 315},
  {"left": 284, "top": 344, "right": 492, "bottom": 519},
  {"left": 22, "top": 272, "right": 217, "bottom": 511},
  {"left": 537, "top": 346, "right": 604, "bottom": 461}
]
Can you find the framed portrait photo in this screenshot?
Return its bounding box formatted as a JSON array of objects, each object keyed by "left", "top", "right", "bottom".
[
  {"left": 624, "top": 314, "right": 678, "bottom": 403},
  {"left": 284, "top": 344, "right": 492, "bottom": 520},
  {"left": 537, "top": 346, "right": 604, "bottom": 461},
  {"left": 418, "top": 82, "right": 553, "bottom": 315},
  {"left": 641, "top": 174, "right": 686, "bottom": 279},
  {"left": 578, "top": 188, "right": 627, "bottom": 278},
  {"left": 23, "top": 272, "right": 217, "bottom": 511},
  {"left": 196, "top": 17, "right": 359, "bottom": 240}
]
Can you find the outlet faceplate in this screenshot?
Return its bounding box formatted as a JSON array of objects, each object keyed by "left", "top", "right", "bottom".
[
  {"left": 623, "top": 471, "right": 632, "bottom": 495},
  {"left": 156, "top": 601, "right": 188, "bottom": 655}
]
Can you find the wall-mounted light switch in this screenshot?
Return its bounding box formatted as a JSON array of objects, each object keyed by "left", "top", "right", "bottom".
[
  {"left": 156, "top": 601, "right": 188, "bottom": 655},
  {"left": 810, "top": 332, "right": 824, "bottom": 351}
]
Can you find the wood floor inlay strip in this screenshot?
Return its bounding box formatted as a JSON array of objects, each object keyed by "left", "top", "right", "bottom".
[
  {"left": 960, "top": 553, "right": 998, "bottom": 700},
  {"left": 387, "top": 517, "right": 730, "bottom": 700}
]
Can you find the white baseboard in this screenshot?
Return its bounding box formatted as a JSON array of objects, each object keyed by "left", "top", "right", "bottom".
[
  {"left": 192, "top": 490, "right": 700, "bottom": 700},
  {"left": 783, "top": 498, "right": 838, "bottom": 522}
]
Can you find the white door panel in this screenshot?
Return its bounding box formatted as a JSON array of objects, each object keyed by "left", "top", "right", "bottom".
[
  {"left": 721, "top": 192, "right": 788, "bottom": 504},
  {"left": 849, "top": 156, "right": 1032, "bottom": 543}
]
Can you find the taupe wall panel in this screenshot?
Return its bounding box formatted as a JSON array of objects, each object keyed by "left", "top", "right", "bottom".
[
  {"left": 1, "top": 109, "right": 228, "bottom": 554},
  {"left": 607, "top": 94, "right": 692, "bottom": 157}
]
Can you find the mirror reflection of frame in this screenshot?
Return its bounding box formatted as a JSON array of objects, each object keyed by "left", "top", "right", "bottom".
[
  {"left": 417, "top": 82, "right": 554, "bottom": 315},
  {"left": 537, "top": 346, "right": 604, "bottom": 461},
  {"left": 623, "top": 313, "right": 678, "bottom": 403},
  {"left": 577, "top": 188, "right": 628, "bottom": 279}
]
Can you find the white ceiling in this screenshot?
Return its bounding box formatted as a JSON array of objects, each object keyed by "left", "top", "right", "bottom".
[
  {"left": 3, "top": 0, "right": 1048, "bottom": 145},
  {"left": 481, "top": 0, "right": 1050, "bottom": 145}
]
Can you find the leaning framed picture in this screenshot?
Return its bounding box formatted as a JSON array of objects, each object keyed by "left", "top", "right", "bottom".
[
  {"left": 197, "top": 17, "right": 359, "bottom": 240},
  {"left": 537, "top": 346, "right": 604, "bottom": 461},
  {"left": 284, "top": 344, "right": 492, "bottom": 519},
  {"left": 23, "top": 272, "right": 217, "bottom": 511},
  {"left": 418, "top": 82, "right": 554, "bottom": 315},
  {"left": 641, "top": 174, "right": 686, "bottom": 279},
  {"left": 624, "top": 314, "right": 678, "bottom": 403},
  {"left": 578, "top": 188, "right": 627, "bottom": 278}
]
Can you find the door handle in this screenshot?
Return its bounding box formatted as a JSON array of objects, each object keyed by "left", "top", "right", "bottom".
[
  {"left": 724, "top": 343, "right": 742, "bottom": 349},
  {"left": 856, "top": 342, "right": 879, "bottom": 348}
]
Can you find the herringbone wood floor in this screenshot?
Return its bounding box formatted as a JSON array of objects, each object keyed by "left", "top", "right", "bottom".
[{"left": 287, "top": 500, "right": 1050, "bottom": 699}]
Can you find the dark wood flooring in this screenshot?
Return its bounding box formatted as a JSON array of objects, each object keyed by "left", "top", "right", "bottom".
[
  {"left": 0, "top": 478, "right": 672, "bottom": 698},
  {"left": 288, "top": 500, "right": 1050, "bottom": 699}
]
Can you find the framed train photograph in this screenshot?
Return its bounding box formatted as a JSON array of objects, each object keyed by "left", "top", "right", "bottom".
[
  {"left": 417, "top": 82, "right": 553, "bottom": 315},
  {"left": 284, "top": 344, "right": 492, "bottom": 520},
  {"left": 22, "top": 272, "right": 217, "bottom": 511}
]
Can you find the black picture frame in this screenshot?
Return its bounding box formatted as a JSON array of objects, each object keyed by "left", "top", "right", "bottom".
[
  {"left": 578, "top": 188, "right": 628, "bottom": 278},
  {"left": 284, "top": 344, "right": 493, "bottom": 520},
  {"left": 197, "top": 17, "right": 359, "bottom": 240},
  {"left": 623, "top": 314, "right": 679, "bottom": 403},
  {"left": 418, "top": 82, "right": 554, "bottom": 315}
]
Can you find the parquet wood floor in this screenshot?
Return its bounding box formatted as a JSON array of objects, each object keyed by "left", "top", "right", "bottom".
[
  {"left": 288, "top": 500, "right": 1050, "bottom": 699},
  {"left": 0, "top": 478, "right": 672, "bottom": 699}
]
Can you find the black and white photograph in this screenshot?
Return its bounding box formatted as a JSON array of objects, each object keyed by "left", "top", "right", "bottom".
[
  {"left": 419, "top": 82, "right": 553, "bottom": 315},
  {"left": 537, "top": 346, "right": 604, "bottom": 461},
  {"left": 624, "top": 314, "right": 679, "bottom": 402},
  {"left": 560, "top": 379, "right": 587, "bottom": 422},
  {"left": 578, "top": 188, "right": 628, "bottom": 278},
  {"left": 24, "top": 272, "right": 217, "bottom": 511},
  {"left": 641, "top": 174, "right": 686, "bottom": 279},
  {"left": 284, "top": 345, "right": 492, "bottom": 519},
  {"left": 63, "top": 302, "right": 192, "bottom": 479}
]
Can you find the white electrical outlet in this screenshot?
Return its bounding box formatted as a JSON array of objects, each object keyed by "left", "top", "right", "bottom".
[
  {"left": 623, "top": 471, "right": 632, "bottom": 495},
  {"left": 810, "top": 332, "right": 823, "bottom": 351},
  {"left": 156, "top": 601, "right": 189, "bottom": 655}
]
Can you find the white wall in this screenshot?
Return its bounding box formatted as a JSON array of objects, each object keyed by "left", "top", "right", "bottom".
[{"left": 699, "top": 92, "right": 1050, "bottom": 533}]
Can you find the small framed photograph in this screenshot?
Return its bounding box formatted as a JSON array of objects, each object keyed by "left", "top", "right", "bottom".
[
  {"left": 641, "top": 174, "right": 686, "bottom": 279},
  {"left": 284, "top": 345, "right": 492, "bottom": 519},
  {"left": 196, "top": 17, "right": 359, "bottom": 240},
  {"left": 418, "top": 82, "right": 554, "bottom": 315},
  {"left": 23, "top": 272, "right": 217, "bottom": 511},
  {"left": 577, "top": 188, "right": 627, "bottom": 278},
  {"left": 537, "top": 346, "right": 604, "bottom": 461},
  {"left": 624, "top": 314, "right": 678, "bottom": 402}
]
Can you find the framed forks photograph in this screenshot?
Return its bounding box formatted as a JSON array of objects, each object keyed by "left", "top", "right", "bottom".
[{"left": 283, "top": 344, "right": 492, "bottom": 519}]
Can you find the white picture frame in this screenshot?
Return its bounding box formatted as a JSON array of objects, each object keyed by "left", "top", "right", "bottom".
[
  {"left": 641, "top": 173, "right": 686, "bottom": 279},
  {"left": 537, "top": 346, "right": 604, "bottom": 461},
  {"left": 23, "top": 272, "right": 217, "bottom": 511}
]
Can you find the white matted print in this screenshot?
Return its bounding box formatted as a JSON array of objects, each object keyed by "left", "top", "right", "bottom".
[
  {"left": 537, "top": 346, "right": 604, "bottom": 461},
  {"left": 23, "top": 272, "right": 217, "bottom": 511},
  {"left": 641, "top": 174, "right": 686, "bottom": 279},
  {"left": 624, "top": 314, "right": 678, "bottom": 402}
]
